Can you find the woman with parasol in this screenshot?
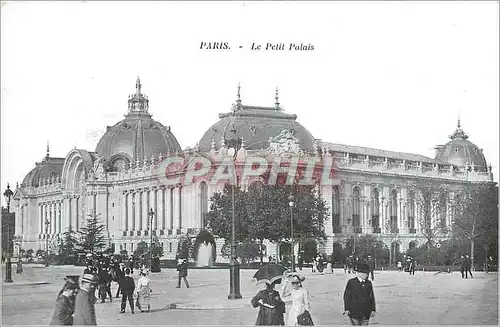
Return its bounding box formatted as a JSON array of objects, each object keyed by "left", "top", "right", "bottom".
[{"left": 251, "top": 264, "right": 288, "bottom": 325}]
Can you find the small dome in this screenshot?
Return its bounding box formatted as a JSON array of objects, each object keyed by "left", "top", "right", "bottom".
[
  {"left": 435, "top": 120, "right": 488, "bottom": 172},
  {"left": 198, "top": 87, "right": 316, "bottom": 153},
  {"left": 95, "top": 78, "right": 182, "bottom": 170},
  {"left": 22, "top": 155, "right": 65, "bottom": 187}
]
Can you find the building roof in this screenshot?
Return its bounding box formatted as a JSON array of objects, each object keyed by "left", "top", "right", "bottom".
[
  {"left": 95, "top": 78, "right": 182, "bottom": 168},
  {"left": 434, "top": 120, "right": 488, "bottom": 171},
  {"left": 322, "top": 142, "right": 450, "bottom": 164},
  {"left": 198, "top": 86, "right": 316, "bottom": 153}
]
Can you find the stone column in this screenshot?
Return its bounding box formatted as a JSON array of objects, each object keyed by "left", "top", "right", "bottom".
[
  {"left": 178, "top": 187, "right": 183, "bottom": 230},
  {"left": 143, "top": 189, "right": 150, "bottom": 231},
  {"left": 339, "top": 196, "right": 345, "bottom": 231},
  {"left": 135, "top": 191, "right": 141, "bottom": 231},
  {"left": 379, "top": 198, "right": 385, "bottom": 234},
  {"left": 167, "top": 188, "right": 173, "bottom": 230},
  {"left": 121, "top": 191, "right": 127, "bottom": 233},
  {"left": 39, "top": 204, "right": 43, "bottom": 235},
  {"left": 52, "top": 202, "right": 56, "bottom": 235},
  {"left": 129, "top": 191, "right": 135, "bottom": 232},
  {"left": 132, "top": 191, "right": 138, "bottom": 231},
  {"left": 160, "top": 188, "right": 166, "bottom": 230},
  {"left": 153, "top": 188, "right": 158, "bottom": 230}
]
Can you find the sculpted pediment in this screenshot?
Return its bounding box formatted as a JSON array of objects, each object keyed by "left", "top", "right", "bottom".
[{"left": 268, "top": 128, "right": 301, "bottom": 155}]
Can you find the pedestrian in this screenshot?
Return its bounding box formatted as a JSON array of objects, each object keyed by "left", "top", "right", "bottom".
[
  {"left": 136, "top": 269, "right": 152, "bottom": 313},
  {"left": 397, "top": 261, "right": 402, "bottom": 272},
  {"left": 367, "top": 256, "right": 375, "bottom": 281},
  {"left": 281, "top": 274, "right": 311, "bottom": 326},
  {"left": 98, "top": 266, "right": 112, "bottom": 303},
  {"left": 297, "top": 255, "right": 303, "bottom": 271},
  {"left": 465, "top": 255, "right": 473, "bottom": 279},
  {"left": 16, "top": 258, "right": 23, "bottom": 274},
  {"left": 251, "top": 280, "right": 286, "bottom": 325},
  {"left": 119, "top": 268, "right": 135, "bottom": 314},
  {"left": 73, "top": 273, "right": 98, "bottom": 325},
  {"left": 408, "top": 257, "right": 415, "bottom": 275},
  {"left": 176, "top": 258, "right": 190, "bottom": 288},
  {"left": 459, "top": 255, "right": 466, "bottom": 278},
  {"left": 50, "top": 281, "right": 79, "bottom": 325},
  {"left": 343, "top": 263, "right": 376, "bottom": 326},
  {"left": 115, "top": 263, "right": 126, "bottom": 298}
]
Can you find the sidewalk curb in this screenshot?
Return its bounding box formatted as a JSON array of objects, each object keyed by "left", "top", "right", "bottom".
[
  {"left": 3, "top": 281, "right": 50, "bottom": 286},
  {"left": 168, "top": 301, "right": 249, "bottom": 310}
]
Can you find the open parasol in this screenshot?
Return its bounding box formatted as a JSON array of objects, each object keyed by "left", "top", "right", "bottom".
[{"left": 252, "top": 263, "right": 288, "bottom": 285}]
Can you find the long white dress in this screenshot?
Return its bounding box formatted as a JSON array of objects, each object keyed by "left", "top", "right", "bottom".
[
  {"left": 282, "top": 287, "right": 310, "bottom": 326},
  {"left": 137, "top": 276, "right": 151, "bottom": 311}
]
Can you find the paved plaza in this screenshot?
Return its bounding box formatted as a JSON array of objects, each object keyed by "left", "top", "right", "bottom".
[{"left": 1, "top": 264, "right": 498, "bottom": 325}]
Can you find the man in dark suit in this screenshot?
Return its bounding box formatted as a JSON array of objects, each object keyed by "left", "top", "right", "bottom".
[
  {"left": 465, "top": 255, "right": 473, "bottom": 279},
  {"left": 176, "top": 258, "right": 190, "bottom": 288},
  {"left": 119, "top": 268, "right": 135, "bottom": 314},
  {"left": 343, "top": 263, "right": 376, "bottom": 325}
]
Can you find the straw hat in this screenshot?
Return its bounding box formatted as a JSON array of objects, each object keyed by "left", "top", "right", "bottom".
[
  {"left": 81, "top": 274, "right": 98, "bottom": 284},
  {"left": 289, "top": 274, "right": 306, "bottom": 284}
]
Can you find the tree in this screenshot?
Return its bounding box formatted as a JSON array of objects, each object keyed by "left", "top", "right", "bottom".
[
  {"left": 77, "top": 211, "right": 107, "bottom": 255},
  {"left": 221, "top": 240, "right": 261, "bottom": 264},
  {"left": 206, "top": 183, "right": 329, "bottom": 262},
  {"left": 177, "top": 235, "right": 194, "bottom": 259},
  {"left": 59, "top": 229, "right": 78, "bottom": 257},
  {"left": 414, "top": 180, "right": 450, "bottom": 248},
  {"left": 453, "top": 182, "right": 498, "bottom": 270},
  {"left": 133, "top": 241, "right": 149, "bottom": 259}
]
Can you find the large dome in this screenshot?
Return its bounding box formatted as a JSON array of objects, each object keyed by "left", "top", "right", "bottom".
[
  {"left": 435, "top": 120, "right": 488, "bottom": 172},
  {"left": 199, "top": 88, "right": 316, "bottom": 153},
  {"left": 95, "top": 78, "right": 182, "bottom": 171}
]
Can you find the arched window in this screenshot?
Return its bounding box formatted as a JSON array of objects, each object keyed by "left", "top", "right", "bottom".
[
  {"left": 332, "top": 186, "right": 341, "bottom": 233},
  {"left": 352, "top": 187, "right": 361, "bottom": 233},
  {"left": 199, "top": 182, "right": 208, "bottom": 228},
  {"left": 390, "top": 189, "right": 398, "bottom": 233},
  {"left": 372, "top": 189, "right": 380, "bottom": 233},
  {"left": 408, "top": 191, "right": 416, "bottom": 233}
]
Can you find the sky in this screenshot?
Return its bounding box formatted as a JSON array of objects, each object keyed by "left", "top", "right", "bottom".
[{"left": 1, "top": 1, "right": 498, "bottom": 206}]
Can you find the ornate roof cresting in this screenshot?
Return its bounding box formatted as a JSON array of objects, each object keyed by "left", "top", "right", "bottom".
[{"left": 449, "top": 118, "right": 469, "bottom": 140}]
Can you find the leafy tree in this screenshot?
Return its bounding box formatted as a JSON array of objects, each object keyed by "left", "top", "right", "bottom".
[
  {"left": 301, "top": 238, "right": 318, "bottom": 263},
  {"left": 206, "top": 183, "right": 329, "bottom": 262},
  {"left": 133, "top": 241, "right": 149, "bottom": 259},
  {"left": 221, "top": 240, "right": 261, "bottom": 264},
  {"left": 25, "top": 249, "right": 34, "bottom": 259},
  {"left": 452, "top": 182, "right": 498, "bottom": 270},
  {"left": 77, "top": 212, "right": 107, "bottom": 255},
  {"left": 177, "top": 235, "right": 194, "bottom": 259}
]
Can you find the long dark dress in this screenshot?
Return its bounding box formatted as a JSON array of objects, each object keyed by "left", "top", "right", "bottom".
[
  {"left": 251, "top": 289, "right": 286, "bottom": 326},
  {"left": 49, "top": 295, "right": 74, "bottom": 325}
]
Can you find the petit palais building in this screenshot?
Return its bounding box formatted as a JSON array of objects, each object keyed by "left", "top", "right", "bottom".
[{"left": 11, "top": 79, "right": 495, "bottom": 262}]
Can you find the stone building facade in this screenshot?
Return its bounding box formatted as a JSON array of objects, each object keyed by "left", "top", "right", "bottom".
[{"left": 12, "top": 79, "right": 495, "bottom": 260}]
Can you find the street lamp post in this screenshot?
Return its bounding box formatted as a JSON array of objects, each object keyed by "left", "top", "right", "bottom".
[
  {"left": 4, "top": 184, "right": 14, "bottom": 283},
  {"left": 148, "top": 209, "right": 154, "bottom": 270},
  {"left": 44, "top": 219, "right": 50, "bottom": 267},
  {"left": 227, "top": 123, "right": 242, "bottom": 300},
  {"left": 288, "top": 194, "right": 295, "bottom": 272}
]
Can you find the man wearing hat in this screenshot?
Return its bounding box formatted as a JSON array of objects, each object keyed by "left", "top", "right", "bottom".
[
  {"left": 343, "top": 263, "right": 376, "bottom": 325},
  {"left": 73, "top": 273, "right": 98, "bottom": 325},
  {"left": 176, "top": 258, "right": 190, "bottom": 288}
]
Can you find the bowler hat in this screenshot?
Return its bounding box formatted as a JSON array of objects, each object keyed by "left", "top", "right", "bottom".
[{"left": 356, "top": 263, "right": 370, "bottom": 273}]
